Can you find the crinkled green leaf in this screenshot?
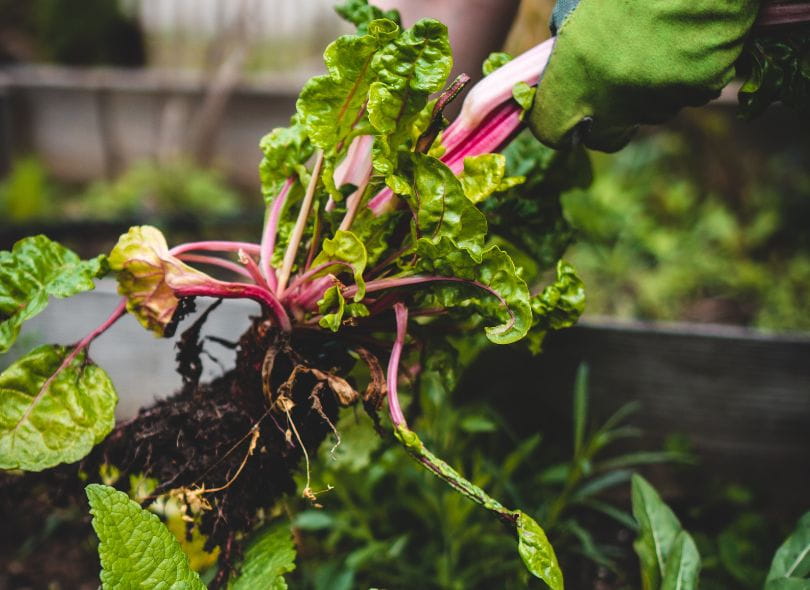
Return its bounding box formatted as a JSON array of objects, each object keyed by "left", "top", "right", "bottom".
[
  {"left": 512, "top": 81, "right": 536, "bottom": 113},
  {"left": 528, "top": 260, "right": 584, "bottom": 353},
  {"left": 415, "top": 236, "right": 532, "bottom": 344},
  {"left": 109, "top": 226, "right": 217, "bottom": 336},
  {"left": 531, "top": 260, "right": 586, "bottom": 328},
  {"left": 0, "top": 235, "right": 106, "bottom": 353},
  {"left": 767, "top": 511, "right": 810, "bottom": 584},
  {"left": 632, "top": 474, "right": 684, "bottom": 590},
  {"left": 229, "top": 521, "right": 297, "bottom": 590},
  {"left": 515, "top": 510, "right": 565, "bottom": 590},
  {"left": 259, "top": 115, "right": 312, "bottom": 201},
  {"left": 482, "top": 51, "right": 513, "bottom": 76},
  {"left": 318, "top": 286, "right": 346, "bottom": 332},
  {"left": 368, "top": 19, "right": 452, "bottom": 176},
  {"left": 311, "top": 230, "right": 368, "bottom": 300},
  {"left": 459, "top": 153, "right": 525, "bottom": 204},
  {"left": 0, "top": 344, "right": 117, "bottom": 471},
  {"left": 297, "top": 21, "right": 398, "bottom": 152},
  {"left": 661, "top": 531, "right": 701, "bottom": 590},
  {"left": 334, "top": 0, "right": 400, "bottom": 34},
  {"left": 86, "top": 484, "right": 205, "bottom": 590},
  {"left": 406, "top": 153, "right": 488, "bottom": 256}
]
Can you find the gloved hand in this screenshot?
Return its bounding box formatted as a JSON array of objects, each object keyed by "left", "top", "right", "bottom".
[{"left": 528, "top": 0, "right": 761, "bottom": 152}]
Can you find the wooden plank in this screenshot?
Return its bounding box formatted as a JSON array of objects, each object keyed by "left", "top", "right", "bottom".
[{"left": 457, "top": 319, "right": 810, "bottom": 496}]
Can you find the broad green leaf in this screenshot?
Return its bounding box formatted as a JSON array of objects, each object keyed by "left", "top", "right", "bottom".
[
  {"left": 767, "top": 511, "right": 810, "bottom": 584},
  {"left": 661, "top": 531, "right": 701, "bottom": 590},
  {"left": 516, "top": 510, "right": 565, "bottom": 590},
  {"left": 0, "top": 345, "right": 117, "bottom": 471},
  {"left": 482, "top": 51, "right": 513, "bottom": 76},
  {"left": 368, "top": 19, "right": 452, "bottom": 176},
  {"left": 297, "top": 21, "right": 398, "bottom": 152},
  {"left": 86, "top": 484, "right": 205, "bottom": 589},
  {"left": 229, "top": 521, "right": 297, "bottom": 590},
  {"left": 311, "top": 230, "right": 368, "bottom": 300},
  {"left": 109, "top": 226, "right": 217, "bottom": 336},
  {"left": 632, "top": 474, "right": 683, "bottom": 590},
  {"left": 415, "top": 237, "right": 532, "bottom": 344},
  {"left": 0, "top": 235, "right": 106, "bottom": 353},
  {"left": 406, "top": 153, "right": 488, "bottom": 256},
  {"left": 259, "top": 115, "right": 312, "bottom": 201},
  {"left": 334, "top": 0, "right": 401, "bottom": 34},
  {"left": 459, "top": 154, "right": 525, "bottom": 204}
]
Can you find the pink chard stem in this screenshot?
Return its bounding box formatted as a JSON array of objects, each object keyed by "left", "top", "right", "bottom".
[
  {"left": 169, "top": 241, "right": 262, "bottom": 257},
  {"left": 387, "top": 303, "right": 409, "bottom": 428},
  {"left": 177, "top": 253, "right": 253, "bottom": 280},
  {"left": 277, "top": 151, "right": 325, "bottom": 296},
  {"left": 174, "top": 282, "right": 292, "bottom": 332},
  {"left": 260, "top": 177, "right": 294, "bottom": 292}
]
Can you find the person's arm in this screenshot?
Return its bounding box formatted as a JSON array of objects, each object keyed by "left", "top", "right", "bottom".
[{"left": 375, "top": 0, "right": 521, "bottom": 88}]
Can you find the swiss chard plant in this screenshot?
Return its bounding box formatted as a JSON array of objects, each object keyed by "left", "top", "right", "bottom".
[{"left": 0, "top": 1, "right": 587, "bottom": 587}]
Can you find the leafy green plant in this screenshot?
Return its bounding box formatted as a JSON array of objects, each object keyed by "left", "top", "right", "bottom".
[
  {"left": 562, "top": 126, "right": 810, "bottom": 330},
  {"left": 629, "top": 475, "right": 810, "bottom": 590},
  {"left": 0, "top": 2, "right": 588, "bottom": 587},
  {"left": 287, "top": 363, "right": 686, "bottom": 588}
]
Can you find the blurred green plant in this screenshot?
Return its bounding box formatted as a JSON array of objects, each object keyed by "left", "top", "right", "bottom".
[
  {"left": 287, "top": 364, "right": 688, "bottom": 589},
  {"left": 0, "top": 157, "right": 54, "bottom": 222},
  {"left": 0, "top": 157, "right": 244, "bottom": 225},
  {"left": 73, "top": 159, "right": 242, "bottom": 221},
  {"left": 562, "top": 121, "right": 810, "bottom": 331}
]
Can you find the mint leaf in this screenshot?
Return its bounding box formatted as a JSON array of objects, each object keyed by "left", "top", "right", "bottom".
[
  {"left": 0, "top": 344, "right": 117, "bottom": 471},
  {"left": 515, "top": 510, "right": 564, "bottom": 590},
  {"left": 0, "top": 235, "right": 106, "bottom": 353},
  {"left": 86, "top": 483, "right": 205, "bottom": 589},
  {"left": 229, "top": 521, "right": 297, "bottom": 590}
]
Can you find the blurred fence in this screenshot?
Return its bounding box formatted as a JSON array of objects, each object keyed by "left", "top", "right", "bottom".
[{"left": 127, "top": 0, "right": 349, "bottom": 72}]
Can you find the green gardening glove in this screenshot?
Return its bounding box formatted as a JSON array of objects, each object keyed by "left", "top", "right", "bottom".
[{"left": 528, "top": 0, "right": 761, "bottom": 152}]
